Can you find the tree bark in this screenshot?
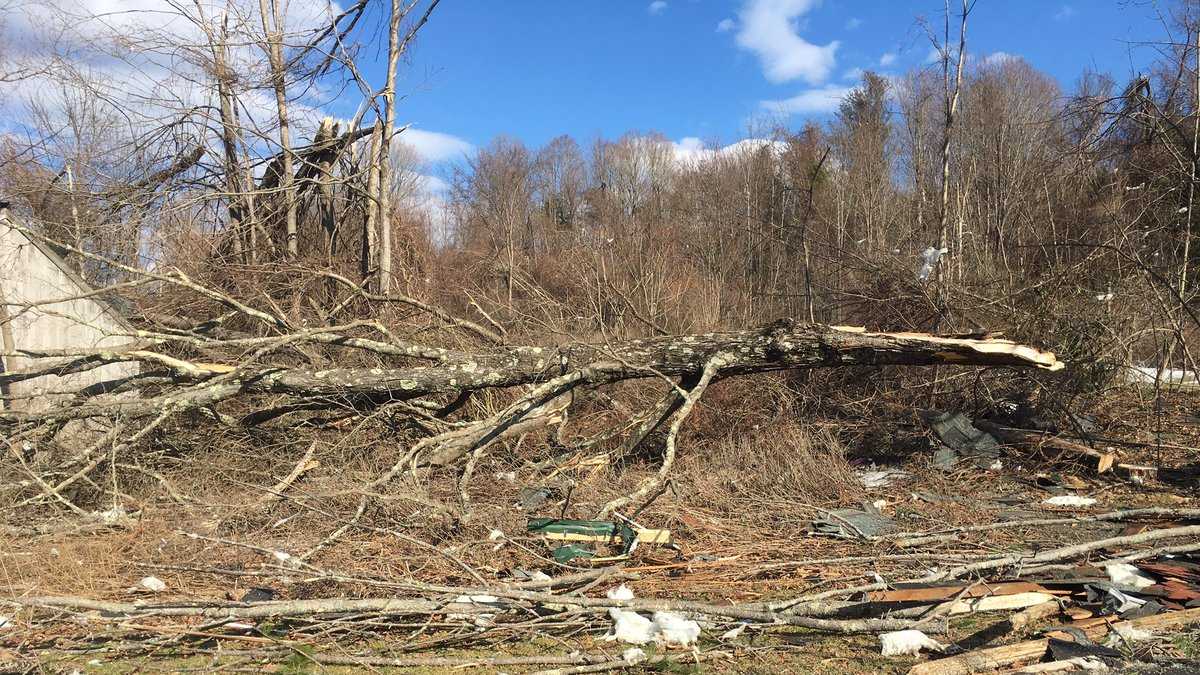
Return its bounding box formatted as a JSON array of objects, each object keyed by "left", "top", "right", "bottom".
[{"left": 0, "top": 321, "right": 1062, "bottom": 424}]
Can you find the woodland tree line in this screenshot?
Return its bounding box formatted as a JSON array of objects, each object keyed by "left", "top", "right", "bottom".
[
  {"left": 0, "top": 0, "right": 1195, "bottom": 418},
  {"left": 1, "top": 1, "right": 1197, "bottom": 392}
]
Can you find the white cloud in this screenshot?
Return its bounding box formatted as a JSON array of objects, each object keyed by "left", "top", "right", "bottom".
[
  {"left": 760, "top": 84, "right": 853, "bottom": 115},
  {"left": 716, "top": 18, "right": 736, "bottom": 32},
  {"left": 983, "top": 51, "right": 1017, "bottom": 66},
  {"left": 648, "top": 1, "right": 668, "bottom": 15},
  {"left": 879, "top": 52, "right": 897, "bottom": 67},
  {"left": 670, "top": 137, "right": 788, "bottom": 166},
  {"left": 735, "top": 0, "right": 839, "bottom": 84},
  {"left": 842, "top": 67, "right": 864, "bottom": 81},
  {"left": 1054, "top": 5, "right": 1075, "bottom": 21},
  {"left": 845, "top": 17, "right": 862, "bottom": 30},
  {"left": 400, "top": 128, "right": 473, "bottom": 163}
]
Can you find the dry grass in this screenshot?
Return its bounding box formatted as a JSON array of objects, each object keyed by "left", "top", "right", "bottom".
[{"left": 678, "top": 423, "right": 865, "bottom": 516}]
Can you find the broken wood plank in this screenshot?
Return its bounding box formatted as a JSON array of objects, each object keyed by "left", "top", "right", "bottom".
[
  {"left": 1007, "top": 601, "right": 1062, "bottom": 632},
  {"left": 975, "top": 422, "right": 1117, "bottom": 475},
  {"left": 907, "top": 607, "right": 1200, "bottom": 674},
  {"left": 867, "top": 582, "right": 1052, "bottom": 603},
  {"left": 936, "top": 592, "right": 1058, "bottom": 617}
]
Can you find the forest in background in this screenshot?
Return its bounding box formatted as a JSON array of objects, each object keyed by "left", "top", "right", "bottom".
[{"left": 0, "top": 0, "right": 1195, "bottom": 389}]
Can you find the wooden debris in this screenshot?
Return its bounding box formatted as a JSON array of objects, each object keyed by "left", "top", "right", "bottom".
[
  {"left": 908, "top": 607, "right": 1200, "bottom": 674},
  {"left": 936, "top": 592, "right": 1058, "bottom": 617},
  {"left": 866, "top": 582, "right": 1054, "bottom": 603},
  {"left": 975, "top": 422, "right": 1117, "bottom": 475}
]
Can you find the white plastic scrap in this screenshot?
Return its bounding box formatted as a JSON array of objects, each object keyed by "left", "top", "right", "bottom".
[
  {"left": 652, "top": 611, "right": 701, "bottom": 646},
  {"left": 621, "top": 648, "right": 647, "bottom": 664},
  {"left": 917, "top": 247, "right": 948, "bottom": 281},
  {"left": 604, "top": 585, "right": 702, "bottom": 646},
  {"left": 859, "top": 470, "right": 908, "bottom": 489},
  {"left": 606, "top": 585, "right": 656, "bottom": 645},
  {"left": 0, "top": 615, "right": 12, "bottom": 630},
  {"left": 880, "top": 630, "right": 948, "bottom": 657},
  {"left": 95, "top": 505, "right": 128, "bottom": 525},
  {"left": 720, "top": 622, "right": 748, "bottom": 640},
  {"left": 608, "top": 608, "right": 657, "bottom": 644},
  {"left": 451, "top": 594, "right": 505, "bottom": 627},
  {"left": 1105, "top": 563, "right": 1156, "bottom": 590},
  {"left": 138, "top": 576, "right": 166, "bottom": 592},
  {"left": 1042, "top": 495, "right": 1097, "bottom": 508},
  {"left": 1106, "top": 623, "right": 1155, "bottom": 646},
  {"left": 608, "top": 584, "right": 635, "bottom": 601},
  {"left": 1106, "top": 587, "right": 1146, "bottom": 614},
  {"left": 1122, "top": 365, "right": 1200, "bottom": 387}
]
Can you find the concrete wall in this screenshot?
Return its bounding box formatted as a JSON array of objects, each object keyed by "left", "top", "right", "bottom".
[{"left": 0, "top": 220, "right": 139, "bottom": 410}]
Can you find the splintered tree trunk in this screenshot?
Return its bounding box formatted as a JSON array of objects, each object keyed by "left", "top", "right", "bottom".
[{"left": 0, "top": 321, "right": 1061, "bottom": 425}]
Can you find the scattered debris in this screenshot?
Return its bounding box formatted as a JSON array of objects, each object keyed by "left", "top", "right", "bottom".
[
  {"left": 652, "top": 611, "right": 701, "bottom": 646},
  {"left": 809, "top": 505, "right": 894, "bottom": 539},
  {"left": 94, "top": 505, "right": 129, "bottom": 525},
  {"left": 1046, "top": 637, "right": 1121, "bottom": 661},
  {"left": 880, "top": 629, "right": 947, "bottom": 656},
  {"left": 1104, "top": 623, "right": 1154, "bottom": 647},
  {"left": 720, "top": 622, "right": 749, "bottom": 640},
  {"left": 925, "top": 411, "right": 1002, "bottom": 469},
  {"left": 917, "top": 247, "right": 948, "bottom": 281},
  {"left": 621, "top": 647, "right": 646, "bottom": 663},
  {"left": 134, "top": 576, "right": 166, "bottom": 593},
  {"left": 1121, "top": 365, "right": 1200, "bottom": 388},
  {"left": 518, "top": 486, "right": 557, "bottom": 511},
  {"left": 605, "top": 585, "right": 656, "bottom": 645},
  {"left": 602, "top": 585, "right": 702, "bottom": 646},
  {"left": 552, "top": 544, "right": 595, "bottom": 564},
  {"left": 859, "top": 468, "right": 909, "bottom": 488},
  {"left": 1043, "top": 495, "right": 1098, "bottom": 508},
  {"left": 1105, "top": 563, "right": 1156, "bottom": 590},
  {"left": 939, "top": 591, "right": 1058, "bottom": 616},
  {"left": 239, "top": 587, "right": 276, "bottom": 602}
]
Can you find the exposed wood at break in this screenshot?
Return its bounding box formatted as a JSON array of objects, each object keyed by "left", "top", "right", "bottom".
[
  {"left": 907, "top": 607, "right": 1200, "bottom": 674},
  {"left": 0, "top": 319, "right": 1065, "bottom": 425},
  {"left": 866, "top": 582, "right": 1053, "bottom": 603},
  {"left": 975, "top": 421, "right": 1118, "bottom": 474}
]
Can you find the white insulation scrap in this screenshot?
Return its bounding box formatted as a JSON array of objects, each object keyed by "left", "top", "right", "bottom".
[
  {"left": 1042, "top": 495, "right": 1098, "bottom": 507},
  {"left": 1105, "top": 563, "right": 1156, "bottom": 590},
  {"left": 880, "top": 630, "right": 948, "bottom": 657}
]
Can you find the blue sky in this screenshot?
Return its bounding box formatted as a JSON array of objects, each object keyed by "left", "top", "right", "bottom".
[{"left": 357, "top": 0, "right": 1171, "bottom": 158}]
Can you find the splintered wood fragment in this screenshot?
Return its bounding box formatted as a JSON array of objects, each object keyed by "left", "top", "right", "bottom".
[
  {"left": 537, "top": 529, "right": 672, "bottom": 545},
  {"left": 1007, "top": 601, "right": 1062, "bottom": 632},
  {"left": 1005, "top": 658, "right": 1104, "bottom": 674},
  {"left": 866, "top": 582, "right": 1051, "bottom": 603},
  {"left": 975, "top": 422, "right": 1118, "bottom": 475},
  {"left": 256, "top": 442, "right": 319, "bottom": 506},
  {"left": 908, "top": 607, "right": 1200, "bottom": 675},
  {"left": 936, "top": 592, "right": 1058, "bottom": 617}
]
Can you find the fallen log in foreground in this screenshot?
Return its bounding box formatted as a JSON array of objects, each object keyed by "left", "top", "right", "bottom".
[{"left": 0, "top": 320, "right": 1064, "bottom": 425}]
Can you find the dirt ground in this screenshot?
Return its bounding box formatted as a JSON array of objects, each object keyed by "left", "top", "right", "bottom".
[{"left": 2, "top": 380, "right": 1199, "bottom": 673}]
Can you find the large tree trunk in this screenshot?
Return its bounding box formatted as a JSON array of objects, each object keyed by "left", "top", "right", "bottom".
[{"left": 0, "top": 320, "right": 1061, "bottom": 425}]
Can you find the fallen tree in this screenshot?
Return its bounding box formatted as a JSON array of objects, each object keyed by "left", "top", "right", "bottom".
[{"left": 1, "top": 218, "right": 1066, "bottom": 519}]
